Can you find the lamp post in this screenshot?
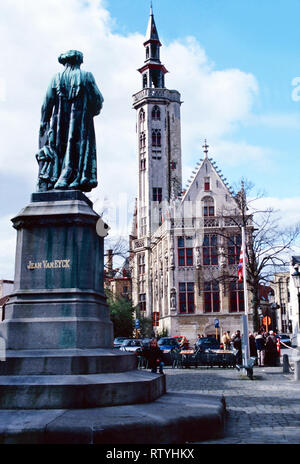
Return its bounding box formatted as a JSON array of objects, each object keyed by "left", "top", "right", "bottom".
[{"left": 291, "top": 268, "right": 300, "bottom": 339}]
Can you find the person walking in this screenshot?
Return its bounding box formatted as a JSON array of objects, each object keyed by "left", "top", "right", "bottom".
[{"left": 255, "top": 329, "right": 266, "bottom": 367}]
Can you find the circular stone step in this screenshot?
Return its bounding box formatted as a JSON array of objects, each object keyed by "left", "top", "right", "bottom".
[
  {"left": 0, "top": 371, "right": 166, "bottom": 409},
  {"left": 0, "top": 349, "right": 137, "bottom": 375}
]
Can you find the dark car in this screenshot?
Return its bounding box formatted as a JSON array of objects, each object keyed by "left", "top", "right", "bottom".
[
  {"left": 158, "top": 337, "right": 180, "bottom": 365},
  {"left": 276, "top": 334, "right": 291, "bottom": 347},
  {"left": 195, "top": 336, "right": 220, "bottom": 352}
]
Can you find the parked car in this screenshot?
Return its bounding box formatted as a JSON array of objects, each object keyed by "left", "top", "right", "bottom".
[
  {"left": 195, "top": 336, "right": 220, "bottom": 352},
  {"left": 158, "top": 337, "right": 180, "bottom": 365},
  {"left": 119, "top": 339, "right": 144, "bottom": 353},
  {"left": 113, "top": 337, "right": 128, "bottom": 349},
  {"left": 276, "top": 334, "right": 291, "bottom": 347}
]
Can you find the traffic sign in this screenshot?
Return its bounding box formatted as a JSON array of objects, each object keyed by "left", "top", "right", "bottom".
[
  {"left": 214, "top": 318, "right": 219, "bottom": 329},
  {"left": 134, "top": 319, "right": 140, "bottom": 329},
  {"left": 262, "top": 316, "right": 271, "bottom": 326}
]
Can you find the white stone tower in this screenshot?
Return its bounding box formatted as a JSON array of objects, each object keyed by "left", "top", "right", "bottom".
[
  {"left": 132, "top": 5, "right": 182, "bottom": 239},
  {"left": 131, "top": 6, "right": 183, "bottom": 320}
]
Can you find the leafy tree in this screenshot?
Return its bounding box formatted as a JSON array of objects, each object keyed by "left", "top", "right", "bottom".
[{"left": 106, "top": 290, "right": 134, "bottom": 338}]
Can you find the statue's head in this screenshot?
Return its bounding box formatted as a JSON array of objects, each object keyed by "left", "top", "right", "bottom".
[{"left": 58, "top": 50, "right": 83, "bottom": 67}]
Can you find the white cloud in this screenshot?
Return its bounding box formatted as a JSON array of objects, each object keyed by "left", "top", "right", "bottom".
[{"left": 251, "top": 197, "right": 300, "bottom": 228}]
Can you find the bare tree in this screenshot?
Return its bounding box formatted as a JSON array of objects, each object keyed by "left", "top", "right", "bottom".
[{"left": 220, "top": 179, "right": 300, "bottom": 330}]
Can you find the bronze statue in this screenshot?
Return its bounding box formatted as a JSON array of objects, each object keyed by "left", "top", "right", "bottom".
[{"left": 37, "top": 50, "right": 104, "bottom": 192}]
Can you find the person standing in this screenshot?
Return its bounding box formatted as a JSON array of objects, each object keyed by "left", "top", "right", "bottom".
[
  {"left": 249, "top": 332, "right": 257, "bottom": 358},
  {"left": 255, "top": 329, "right": 266, "bottom": 367},
  {"left": 233, "top": 330, "right": 242, "bottom": 365},
  {"left": 265, "top": 330, "right": 277, "bottom": 366}
]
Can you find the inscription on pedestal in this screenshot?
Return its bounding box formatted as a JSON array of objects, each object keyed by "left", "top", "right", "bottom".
[{"left": 27, "top": 259, "right": 71, "bottom": 270}]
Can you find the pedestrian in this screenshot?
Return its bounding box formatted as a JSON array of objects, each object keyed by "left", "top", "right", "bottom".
[
  {"left": 265, "top": 330, "right": 277, "bottom": 366},
  {"left": 255, "top": 329, "right": 266, "bottom": 367},
  {"left": 232, "top": 330, "right": 242, "bottom": 365},
  {"left": 221, "top": 332, "right": 231, "bottom": 350},
  {"left": 249, "top": 332, "right": 257, "bottom": 358},
  {"left": 144, "top": 338, "right": 164, "bottom": 374}
]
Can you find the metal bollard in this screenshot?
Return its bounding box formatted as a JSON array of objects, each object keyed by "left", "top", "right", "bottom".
[
  {"left": 294, "top": 360, "right": 300, "bottom": 381},
  {"left": 282, "top": 354, "right": 290, "bottom": 374}
]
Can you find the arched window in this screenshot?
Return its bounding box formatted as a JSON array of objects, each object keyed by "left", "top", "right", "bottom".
[
  {"left": 139, "top": 132, "right": 146, "bottom": 149},
  {"left": 152, "top": 105, "right": 160, "bottom": 120},
  {"left": 152, "top": 129, "right": 161, "bottom": 147},
  {"left": 202, "top": 196, "right": 215, "bottom": 217},
  {"left": 143, "top": 74, "right": 148, "bottom": 89},
  {"left": 139, "top": 109, "right": 145, "bottom": 132}
]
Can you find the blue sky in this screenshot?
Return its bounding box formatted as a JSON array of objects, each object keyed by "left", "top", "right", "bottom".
[
  {"left": 106, "top": 0, "right": 300, "bottom": 198},
  {"left": 0, "top": 0, "right": 300, "bottom": 279}
]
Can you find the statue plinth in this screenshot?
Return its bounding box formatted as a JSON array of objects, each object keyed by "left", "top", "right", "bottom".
[{"left": 0, "top": 191, "right": 165, "bottom": 409}]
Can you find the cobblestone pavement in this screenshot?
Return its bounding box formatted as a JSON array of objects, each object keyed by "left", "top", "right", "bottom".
[{"left": 165, "top": 363, "right": 300, "bottom": 444}]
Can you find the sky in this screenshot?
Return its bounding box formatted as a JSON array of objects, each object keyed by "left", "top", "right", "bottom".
[{"left": 0, "top": 0, "right": 300, "bottom": 279}]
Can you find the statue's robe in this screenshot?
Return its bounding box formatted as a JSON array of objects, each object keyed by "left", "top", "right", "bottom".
[{"left": 40, "top": 67, "right": 104, "bottom": 192}]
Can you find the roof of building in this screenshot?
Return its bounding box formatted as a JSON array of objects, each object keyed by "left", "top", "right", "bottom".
[{"left": 0, "top": 295, "right": 9, "bottom": 307}]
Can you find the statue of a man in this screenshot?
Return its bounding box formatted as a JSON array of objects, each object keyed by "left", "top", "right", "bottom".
[{"left": 38, "top": 50, "right": 104, "bottom": 192}]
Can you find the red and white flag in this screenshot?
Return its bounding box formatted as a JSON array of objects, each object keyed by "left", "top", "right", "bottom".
[{"left": 238, "top": 248, "right": 244, "bottom": 282}]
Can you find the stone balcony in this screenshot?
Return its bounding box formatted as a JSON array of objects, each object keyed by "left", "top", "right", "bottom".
[{"left": 132, "top": 88, "right": 181, "bottom": 105}]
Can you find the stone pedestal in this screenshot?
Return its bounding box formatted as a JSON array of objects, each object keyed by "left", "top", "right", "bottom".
[{"left": 0, "top": 191, "right": 165, "bottom": 408}]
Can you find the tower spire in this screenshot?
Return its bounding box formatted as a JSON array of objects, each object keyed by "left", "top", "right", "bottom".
[{"left": 138, "top": 5, "right": 168, "bottom": 88}]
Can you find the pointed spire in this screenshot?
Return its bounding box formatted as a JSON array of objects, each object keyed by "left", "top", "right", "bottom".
[
  {"left": 145, "top": 2, "right": 160, "bottom": 44},
  {"left": 202, "top": 139, "right": 209, "bottom": 158}
]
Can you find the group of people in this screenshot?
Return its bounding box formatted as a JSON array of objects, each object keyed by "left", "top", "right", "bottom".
[
  {"left": 221, "top": 328, "right": 279, "bottom": 367},
  {"left": 250, "top": 329, "right": 278, "bottom": 367}
]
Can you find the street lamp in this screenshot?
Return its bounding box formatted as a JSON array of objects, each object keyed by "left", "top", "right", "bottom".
[{"left": 292, "top": 268, "right": 300, "bottom": 331}]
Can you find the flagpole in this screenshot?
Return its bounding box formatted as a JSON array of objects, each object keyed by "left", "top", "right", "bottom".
[{"left": 241, "top": 226, "right": 250, "bottom": 368}]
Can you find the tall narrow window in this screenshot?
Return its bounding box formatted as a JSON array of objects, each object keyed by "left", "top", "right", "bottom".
[
  {"left": 140, "top": 217, "right": 147, "bottom": 237},
  {"left": 140, "top": 157, "right": 146, "bottom": 171},
  {"left": 152, "top": 129, "right": 161, "bottom": 147},
  {"left": 202, "top": 196, "right": 215, "bottom": 217},
  {"left": 143, "top": 74, "right": 147, "bottom": 89},
  {"left": 229, "top": 281, "right": 244, "bottom": 312},
  {"left": 179, "top": 282, "right": 195, "bottom": 313},
  {"left": 227, "top": 235, "right": 241, "bottom": 264},
  {"left": 203, "top": 234, "right": 218, "bottom": 265},
  {"left": 204, "top": 177, "right": 210, "bottom": 191},
  {"left": 178, "top": 236, "right": 193, "bottom": 267},
  {"left": 204, "top": 281, "right": 220, "bottom": 313},
  {"left": 152, "top": 105, "right": 160, "bottom": 120},
  {"left": 152, "top": 187, "right": 162, "bottom": 202},
  {"left": 138, "top": 254, "right": 145, "bottom": 275},
  {"left": 139, "top": 109, "right": 145, "bottom": 131},
  {"left": 139, "top": 293, "right": 146, "bottom": 312}
]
